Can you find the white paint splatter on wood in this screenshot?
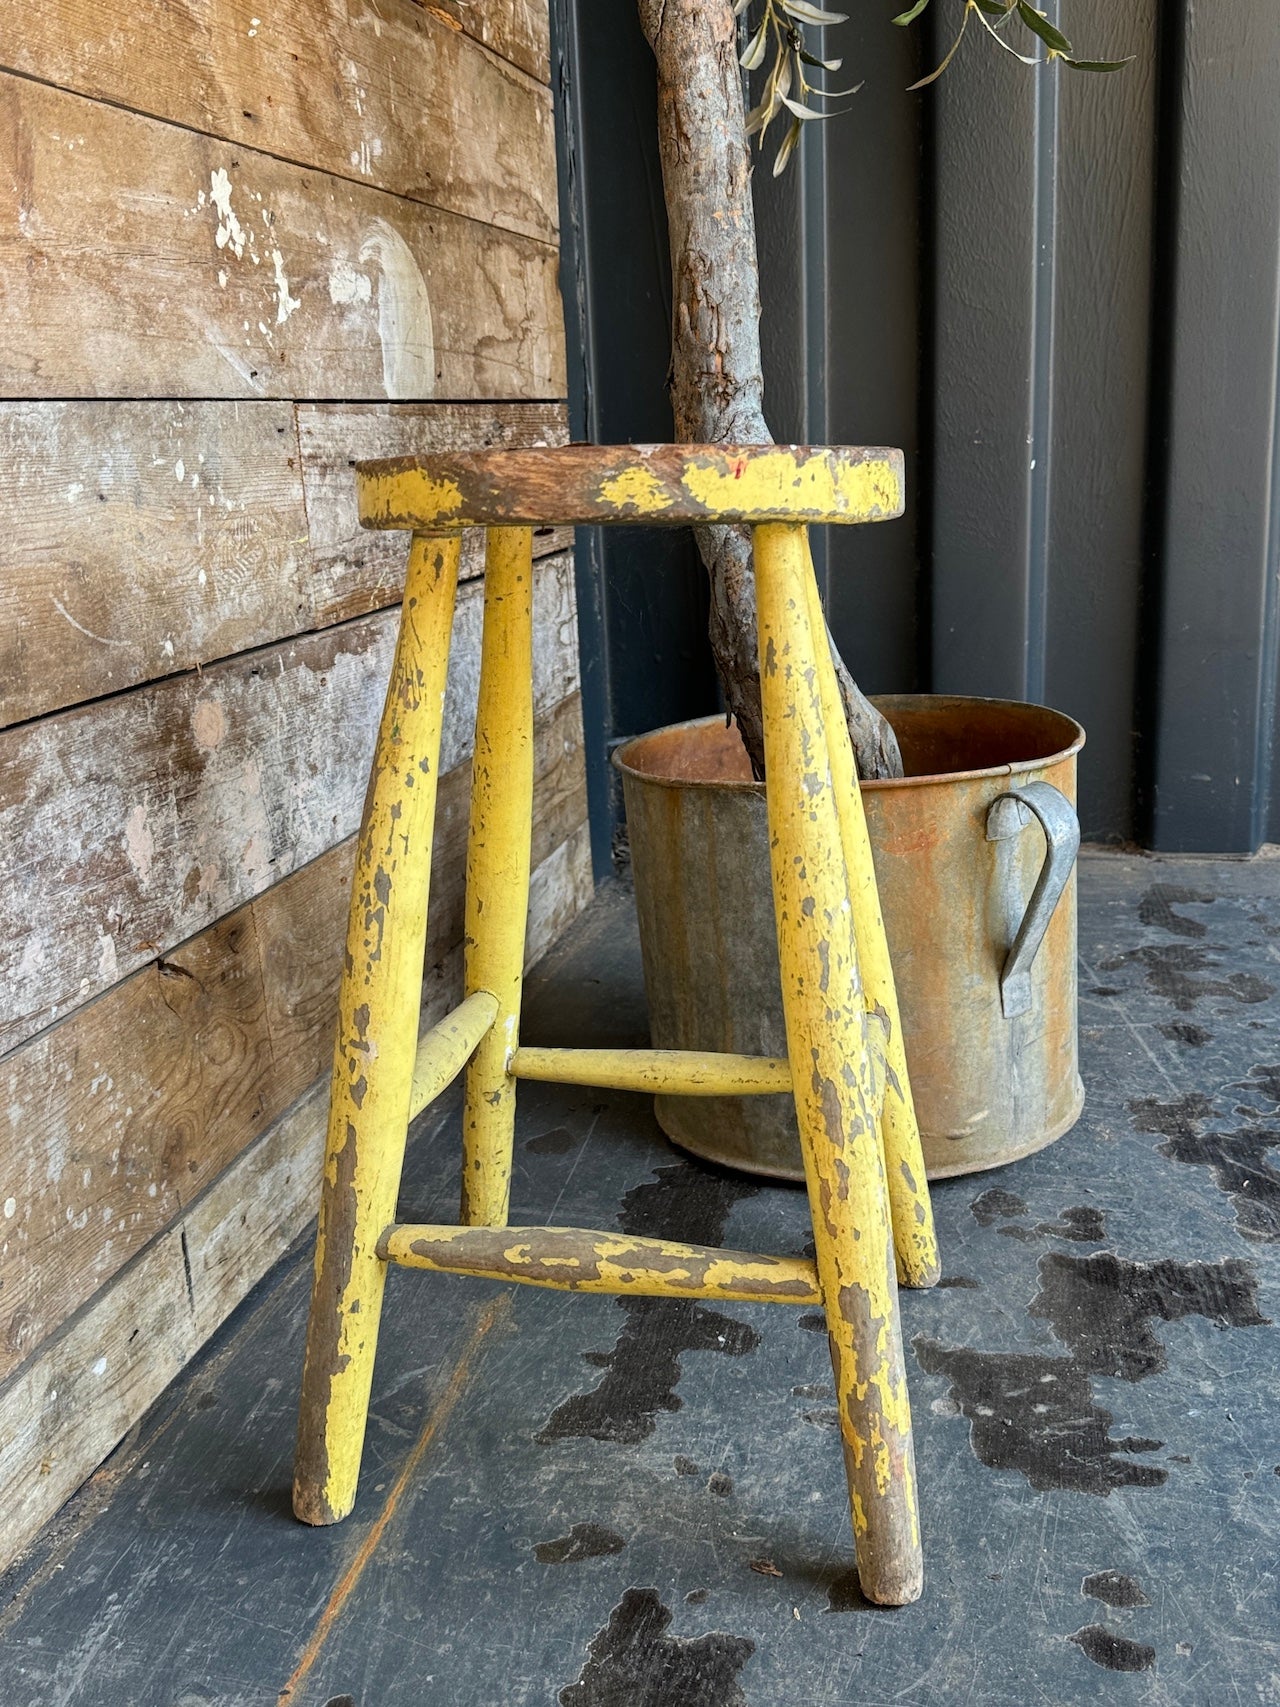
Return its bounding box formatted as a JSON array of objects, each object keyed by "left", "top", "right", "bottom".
[{"left": 358, "top": 221, "right": 436, "bottom": 399}]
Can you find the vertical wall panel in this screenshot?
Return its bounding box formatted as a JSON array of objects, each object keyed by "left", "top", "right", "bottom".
[
  {"left": 1044, "top": 0, "right": 1158, "bottom": 841},
  {"left": 1148, "top": 1, "right": 1280, "bottom": 852},
  {"left": 929, "top": 2, "right": 1161, "bottom": 842},
  {"left": 820, "top": 12, "right": 924, "bottom": 696},
  {"left": 754, "top": 17, "right": 926, "bottom": 693},
  {"left": 929, "top": 29, "right": 1041, "bottom": 703}
]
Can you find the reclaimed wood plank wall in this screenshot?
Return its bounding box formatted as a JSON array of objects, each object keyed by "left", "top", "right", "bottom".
[{"left": 0, "top": 0, "right": 580, "bottom": 1570}]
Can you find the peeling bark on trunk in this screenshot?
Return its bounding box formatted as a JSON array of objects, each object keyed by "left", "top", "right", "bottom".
[{"left": 636, "top": 0, "right": 903, "bottom": 780}]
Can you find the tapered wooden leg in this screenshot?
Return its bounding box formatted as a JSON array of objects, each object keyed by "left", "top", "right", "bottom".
[
  {"left": 293, "top": 530, "right": 461, "bottom": 1526},
  {"left": 801, "top": 546, "right": 940, "bottom": 1291},
  {"left": 460, "top": 526, "right": 535, "bottom": 1227},
  {"left": 753, "top": 521, "right": 923, "bottom": 1607}
]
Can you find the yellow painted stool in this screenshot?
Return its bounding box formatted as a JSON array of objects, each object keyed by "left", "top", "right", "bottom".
[{"left": 291, "top": 444, "right": 940, "bottom": 1606}]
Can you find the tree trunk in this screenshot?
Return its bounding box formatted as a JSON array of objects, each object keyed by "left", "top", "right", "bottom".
[{"left": 636, "top": 0, "right": 903, "bottom": 780}]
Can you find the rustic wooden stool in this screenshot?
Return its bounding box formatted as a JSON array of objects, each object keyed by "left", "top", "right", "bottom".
[{"left": 291, "top": 444, "right": 940, "bottom": 1606}]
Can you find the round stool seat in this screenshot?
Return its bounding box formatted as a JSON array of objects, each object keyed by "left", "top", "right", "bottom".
[{"left": 355, "top": 441, "right": 905, "bottom": 530}]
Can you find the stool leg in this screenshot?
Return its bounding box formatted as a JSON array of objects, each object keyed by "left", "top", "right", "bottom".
[
  {"left": 801, "top": 546, "right": 940, "bottom": 1291},
  {"left": 753, "top": 520, "right": 923, "bottom": 1607},
  {"left": 460, "top": 526, "right": 535, "bottom": 1227},
  {"left": 293, "top": 530, "right": 461, "bottom": 1526}
]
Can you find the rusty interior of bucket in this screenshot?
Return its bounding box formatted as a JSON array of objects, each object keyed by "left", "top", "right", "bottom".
[{"left": 619, "top": 697, "right": 1083, "bottom": 786}]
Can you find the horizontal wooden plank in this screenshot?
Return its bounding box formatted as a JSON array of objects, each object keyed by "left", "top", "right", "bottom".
[
  {"left": 0, "top": 816, "right": 594, "bottom": 1575},
  {"left": 0, "top": 550, "right": 578, "bottom": 1053},
  {"left": 0, "top": 692, "right": 586, "bottom": 1386},
  {"left": 0, "top": 399, "right": 570, "bottom": 729},
  {"left": 0, "top": 0, "right": 557, "bottom": 243},
  {"left": 294, "top": 399, "right": 572, "bottom": 606},
  {"left": 0, "top": 75, "right": 565, "bottom": 400},
  {"left": 428, "top": 0, "right": 551, "bottom": 84},
  {"left": 0, "top": 1222, "right": 196, "bottom": 1578}
]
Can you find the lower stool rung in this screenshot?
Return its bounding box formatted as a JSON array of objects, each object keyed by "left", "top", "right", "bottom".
[
  {"left": 510, "top": 1045, "right": 792, "bottom": 1096},
  {"left": 379, "top": 1222, "right": 822, "bottom": 1305}
]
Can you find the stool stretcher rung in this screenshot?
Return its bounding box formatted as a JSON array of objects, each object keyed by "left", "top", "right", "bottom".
[
  {"left": 408, "top": 990, "right": 499, "bottom": 1122},
  {"left": 379, "top": 1223, "right": 822, "bottom": 1305},
  {"left": 509, "top": 1045, "right": 792, "bottom": 1097}
]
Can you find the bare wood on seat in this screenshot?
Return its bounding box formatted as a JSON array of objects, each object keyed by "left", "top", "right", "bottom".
[{"left": 356, "top": 442, "right": 906, "bottom": 530}]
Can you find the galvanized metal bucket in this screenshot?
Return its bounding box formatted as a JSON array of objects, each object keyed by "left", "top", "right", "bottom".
[{"left": 614, "top": 696, "right": 1085, "bottom": 1180}]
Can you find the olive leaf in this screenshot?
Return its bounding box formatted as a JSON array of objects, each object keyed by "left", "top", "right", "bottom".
[
  {"left": 909, "top": 4, "right": 971, "bottom": 89},
  {"left": 740, "top": 14, "right": 770, "bottom": 70},
  {"left": 1015, "top": 1, "right": 1071, "bottom": 54},
  {"left": 741, "top": 0, "right": 1128, "bottom": 174},
  {"left": 1063, "top": 56, "right": 1132, "bottom": 71},
  {"left": 773, "top": 116, "right": 803, "bottom": 175},
  {"left": 780, "top": 0, "right": 848, "bottom": 23}
]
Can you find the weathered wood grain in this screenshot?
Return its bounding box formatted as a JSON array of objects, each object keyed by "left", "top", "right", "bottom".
[
  {"left": 0, "top": 0, "right": 557, "bottom": 243},
  {"left": 0, "top": 75, "right": 564, "bottom": 401},
  {"left": 294, "top": 398, "right": 572, "bottom": 598},
  {"left": 0, "top": 551, "right": 578, "bottom": 1053},
  {"left": 0, "top": 401, "right": 307, "bottom": 727},
  {"left": 356, "top": 442, "right": 906, "bottom": 528},
  {"left": 0, "top": 692, "right": 585, "bottom": 1386},
  {"left": 0, "top": 812, "right": 591, "bottom": 1576},
  {"left": 427, "top": 0, "right": 551, "bottom": 83},
  {"left": 0, "top": 400, "right": 569, "bottom": 729},
  {"left": 0, "top": 1224, "right": 196, "bottom": 1574}
]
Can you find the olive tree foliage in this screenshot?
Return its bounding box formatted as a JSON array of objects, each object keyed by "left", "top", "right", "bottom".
[{"left": 634, "top": 0, "right": 1125, "bottom": 780}]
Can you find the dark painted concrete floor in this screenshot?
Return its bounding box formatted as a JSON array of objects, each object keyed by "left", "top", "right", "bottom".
[{"left": 2, "top": 854, "right": 1279, "bottom": 1706}]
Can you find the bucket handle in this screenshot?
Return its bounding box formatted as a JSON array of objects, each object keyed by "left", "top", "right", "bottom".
[{"left": 985, "top": 780, "right": 1081, "bottom": 1019}]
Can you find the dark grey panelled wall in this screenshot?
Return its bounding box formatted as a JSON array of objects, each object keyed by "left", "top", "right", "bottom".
[
  {"left": 1151, "top": 4, "right": 1280, "bottom": 853},
  {"left": 929, "top": 0, "right": 1158, "bottom": 840},
  {"left": 551, "top": 0, "right": 1280, "bottom": 856}
]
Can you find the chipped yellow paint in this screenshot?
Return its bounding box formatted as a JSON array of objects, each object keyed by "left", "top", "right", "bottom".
[
  {"left": 460, "top": 527, "right": 535, "bottom": 1227},
  {"left": 510, "top": 1045, "right": 792, "bottom": 1096},
  {"left": 597, "top": 464, "right": 677, "bottom": 515},
  {"left": 681, "top": 448, "right": 903, "bottom": 524},
  {"left": 298, "top": 450, "right": 927, "bottom": 1595},
  {"left": 801, "top": 545, "right": 940, "bottom": 1292},
  {"left": 293, "top": 530, "right": 460, "bottom": 1527},
  {"left": 356, "top": 445, "right": 905, "bottom": 530},
  {"left": 753, "top": 519, "right": 922, "bottom": 1607},
  {"left": 408, "top": 990, "right": 499, "bottom": 1122},
  {"left": 358, "top": 468, "right": 466, "bottom": 529},
  {"left": 380, "top": 1222, "right": 824, "bottom": 1305}
]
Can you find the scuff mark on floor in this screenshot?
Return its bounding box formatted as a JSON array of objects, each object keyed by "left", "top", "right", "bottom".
[
  {"left": 1068, "top": 1624, "right": 1156, "bottom": 1672},
  {"left": 534, "top": 1523, "right": 626, "bottom": 1566},
  {"left": 1082, "top": 1570, "right": 1150, "bottom": 1609},
  {"left": 1034, "top": 1206, "right": 1106, "bottom": 1242},
  {"left": 537, "top": 1164, "right": 760, "bottom": 1445},
  {"left": 914, "top": 1250, "right": 1268, "bottom": 1493},
  {"left": 912, "top": 1338, "right": 1165, "bottom": 1494},
  {"left": 559, "top": 1588, "right": 754, "bottom": 1707},
  {"left": 970, "top": 1190, "right": 1106, "bottom": 1246},
  {"left": 1096, "top": 943, "right": 1274, "bottom": 1011},
  {"left": 1158, "top": 1020, "right": 1213, "bottom": 1048},
  {"left": 1137, "top": 882, "right": 1215, "bottom": 938},
  {"left": 1131, "top": 1073, "right": 1280, "bottom": 1243},
  {"left": 524, "top": 1126, "right": 577, "bottom": 1156},
  {"left": 971, "top": 1188, "right": 1027, "bottom": 1227},
  {"left": 1029, "top": 1251, "right": 1267, "bottom": 1378}
]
